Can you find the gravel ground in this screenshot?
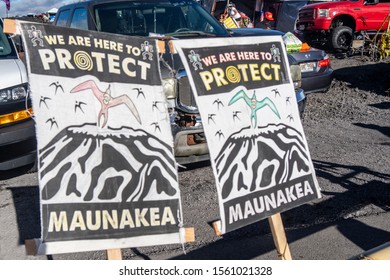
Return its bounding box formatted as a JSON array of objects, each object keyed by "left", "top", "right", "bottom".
[{"left": 286, "top": 55, "right": 390, "bottom": 227}]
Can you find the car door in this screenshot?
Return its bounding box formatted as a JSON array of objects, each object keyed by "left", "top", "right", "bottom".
[{"left": 362, "top": 0, "right": 390, "bottom": 31}]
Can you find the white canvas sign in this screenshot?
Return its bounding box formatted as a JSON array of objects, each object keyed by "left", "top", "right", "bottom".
[{"left": 173, "top": 36, "right": 321, "bottom": 234}]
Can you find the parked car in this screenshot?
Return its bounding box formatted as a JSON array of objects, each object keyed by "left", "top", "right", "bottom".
[
  {"left": 205, "top": 0, "right": 333, "bottom": 93},
  {"left": 295, "top": 0, "right": 390, "bottom": 51},
  {"left": 0, "top": 18, "right": 36, "bottom": 171},
  {"left": 290, "top": 44, "right": 333, "bottom": 93},
  {"left": 53, "top": 0, "right": 307, "bottom": 164},
  {"left": 258, "top": 0, "right": 333, "bottom": 33}
]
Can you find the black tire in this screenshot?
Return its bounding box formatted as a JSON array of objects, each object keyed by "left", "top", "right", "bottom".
[{"left": 331, "top": 26, "right": 353, "bottom": 51}]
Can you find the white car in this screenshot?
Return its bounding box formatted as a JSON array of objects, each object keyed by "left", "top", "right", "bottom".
[{"left": 0, "top": 18, "right": 36, "bottom": 171}]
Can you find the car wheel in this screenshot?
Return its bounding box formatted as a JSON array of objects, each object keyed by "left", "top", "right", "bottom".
[{"left": 331, "top": 26, "right": 353, "bottom": 51}]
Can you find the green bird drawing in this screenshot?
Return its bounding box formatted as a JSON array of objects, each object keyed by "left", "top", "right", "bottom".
[{"left": 228, "top": 89, "right": 280, "bottom": 128}]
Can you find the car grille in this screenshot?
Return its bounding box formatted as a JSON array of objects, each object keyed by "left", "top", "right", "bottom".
[
  {"left": 177, "top": 75, "right": 198, "bottom": 111},
  {"left": 298, "top": 9, "right": 314, "bottom": 21}
]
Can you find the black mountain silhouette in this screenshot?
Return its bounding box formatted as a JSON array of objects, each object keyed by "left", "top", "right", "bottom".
[
  {"left": 215, "top": 123, "right": 311, "bottom": 200},
  {"left": 39, "top": 123, "right": 178, "bottom": 202}
]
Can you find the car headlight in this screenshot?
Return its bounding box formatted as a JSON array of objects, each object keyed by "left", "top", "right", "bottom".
[
  {"left": 289, "top": 64, "right": 302, "bottom": 89},
  {"left": 162, "top": 78, "right": 177, "bottom": 99},
  {"left": 0, "top": 85, "right": 28, "bottom": 103},
  {"left": 316, "top": 9, "right": 329, "bottom": 18},
  {"left": 0, "top": 107, "right": 33, "bottom": 125}
]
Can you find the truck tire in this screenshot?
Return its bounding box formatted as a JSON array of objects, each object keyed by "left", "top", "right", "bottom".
[{"left": 331, "top": 26, "right": 353, "bottom": 51}]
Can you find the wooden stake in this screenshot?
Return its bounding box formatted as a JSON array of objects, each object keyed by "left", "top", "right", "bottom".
[
  {"left": 211, "top": 220, "right": 222, "bottom": 237},
  {"left": 184, "top": 227, "right": 195, "bottom": 242},
  {"left": 268, "top": 213, "right": 292, "bottom": 260},
  {"left": 25, "top": 239, "right": 38, "bottom": 256},
  {"left": 157, "top": 40, "right": 166, "bottom": 54},
  {"left": 3, "top": 19, "right": 17, "bottom": 34},
  {"left": 107, "top": 248, "right": 122, "bottom": 260}
]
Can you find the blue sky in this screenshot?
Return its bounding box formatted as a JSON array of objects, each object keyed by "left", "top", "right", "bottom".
[{"left": 1, "top": 0, "right": 72, "bottom": 17}]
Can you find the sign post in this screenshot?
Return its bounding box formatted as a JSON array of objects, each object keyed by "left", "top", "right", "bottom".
[{"left": 268, "top": 213, "right": 292, "bottom": 260}]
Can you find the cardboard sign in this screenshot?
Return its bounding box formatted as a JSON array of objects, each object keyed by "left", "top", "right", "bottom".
[
  {"left": 173, "top": 36, "right": 321, "bottom": 234},
  {"left": 19, "top": 21, "right": 184, "bottom": 254}
]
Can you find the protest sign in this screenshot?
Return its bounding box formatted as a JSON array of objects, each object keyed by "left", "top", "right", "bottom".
[
  {"left": 19, "top": 21, "right": 185, "bottom": 254},
  {"left": 173, "top": 36, "right": 321, "bottom": 234}
]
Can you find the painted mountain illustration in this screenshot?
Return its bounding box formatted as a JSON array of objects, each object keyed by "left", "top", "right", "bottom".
[
  {"left": 215, "top": 123, "right": 311, "bottom": 200},
  {"left": 39, "top": 124, "right": 178, "bottom": 203}
]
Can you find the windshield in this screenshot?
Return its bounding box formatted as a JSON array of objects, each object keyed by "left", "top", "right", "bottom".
[
  {"left": 0, "top": 20, "right": 18, "bottom": 59},
  {"left": 94, "top": 0, "right": 229, "bottom": 37}
]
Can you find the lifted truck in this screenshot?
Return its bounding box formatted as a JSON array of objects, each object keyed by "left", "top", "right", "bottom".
[{"left": 295, "top": 0, "right": 390, "bottom": 51}]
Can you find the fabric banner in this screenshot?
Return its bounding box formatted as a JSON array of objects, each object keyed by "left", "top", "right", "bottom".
[
  {"left": 173, "top": 36, "right": 321, "bottom": 234},
  {"left": 19, "top": 21, "right": 184, "bottom": 254},
  {"left": 2, "top": 0, "right": 10, "bottom": 11}
]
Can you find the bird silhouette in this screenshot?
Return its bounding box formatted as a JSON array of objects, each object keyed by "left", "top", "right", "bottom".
[
  {"left": 49, "top": 81, "right": 64, "bottom": 95},
  {"left": 233, "top": 111, "right": 241, "bottom": 121},
  {"left": 287, "top": 114, "right": 294, "bottom": 122},
  {"left": 213, "top": 98, "right": 224, "bottom": 110},
  {"left": 46, "top": 117, "right": 58, "bottom": 129},
  {"left": 70, "top": 80, "right": 141, "bottom": 128},
  {"left": 151, "top": 122, "right": 161, "bottom": 132},
  {"left": 229, "top": 89, "right": 280, "bottom": 128},
  {"left": 208, "top": 114, "right": 216, "bottom": 124},
  {"left": 286, "top": 96, "right": 291, "bottom": 105},
  {"left": 272, "top": 88, "right": 280, "bottom": 97},
  {"left": 133, "top": 88, "right": 145, "bottom": 98},
  {"left": 152, "top": 101, "right": 164, "bottom": 111},
  {"left": 39, "top": 96, "right": 51, "bottom": 108},
  {"left": 74, "top": 101, "right": 87, "bottom": 113},
  {"left": 215, "top": 130, "right": 224, "bottom": 140}
]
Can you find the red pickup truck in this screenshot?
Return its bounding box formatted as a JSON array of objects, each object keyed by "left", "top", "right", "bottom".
[{"left": 295, "top": 0, "right": 390, "bottom": 51}]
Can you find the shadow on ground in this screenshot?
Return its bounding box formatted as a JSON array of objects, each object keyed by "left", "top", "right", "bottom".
[
  {"left": 8, "top": 186, "right": 41, "bottom": 244},
  {"left": 7, "top": 158, "right": 390, "bottom": 260},
  {"left": 353, "top": 122, "right": 390, "bottom": 138},
  {"left": 169, "top": 159, "right": 390, "bottom": 259},
  {"left": 333, "top": 62, "right": 390, "bottom": 97}
]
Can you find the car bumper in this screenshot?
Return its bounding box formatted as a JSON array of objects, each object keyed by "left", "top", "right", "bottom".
[
  {"left": 295, "top": 88, "right": 306, "bottom": 119},
  {"left": 296, "top": 19, "right": 331, "bottom": 32},
  {"left": 302, "top": 68, "right": 334, "bottom": 93},
  {"left": 0, "top": 118, "right": 37, "bottom": 170},
  {"left": 173, "top": 126, "right": 210, "bottom": 165}
]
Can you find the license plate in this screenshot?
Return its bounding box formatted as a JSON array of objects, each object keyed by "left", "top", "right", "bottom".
[
  {"left": 299, "top": 24, "right": 305, "bottom": 31},
  {"left": 300, "top": 62, "right": 316, "bottom": 72}
]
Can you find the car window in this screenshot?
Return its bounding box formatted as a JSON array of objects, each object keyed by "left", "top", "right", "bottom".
[
  {"left": 56, "top": 9, "right": 71, "bottom": 27},
  {"left": 70, "top": 8, "right": 89, "bottom": 30},
  {"left": 0, "top": 23, "right": 17, "bottom": 59},
  {"left": 94, "top": 1, "right": 227, "bottom": 36}
]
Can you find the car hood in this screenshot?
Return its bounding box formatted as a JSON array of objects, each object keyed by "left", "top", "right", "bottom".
[
  {"left": 229, "top": 28, "right": 284, "bottom": 37},
  {"left": 301, "top": 1, "right": 351, "bottom": 10},
  {"left": 0, "top": 59, "right": 28, "bottom": 89}
]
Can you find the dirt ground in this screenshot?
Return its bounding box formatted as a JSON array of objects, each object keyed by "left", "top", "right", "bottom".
[{"left": 285, "top": 54, "right": 390, "bottom": 227}]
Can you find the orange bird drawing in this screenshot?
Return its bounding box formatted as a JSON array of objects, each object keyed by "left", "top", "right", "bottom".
[{"left": 70, "top": 80, "right": 142, "bottom": 127}]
